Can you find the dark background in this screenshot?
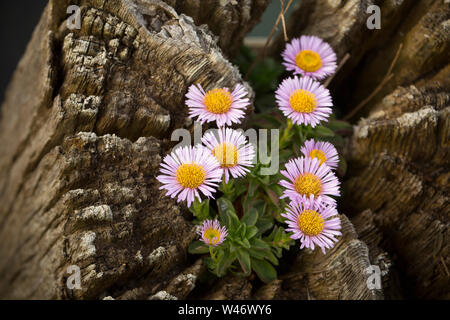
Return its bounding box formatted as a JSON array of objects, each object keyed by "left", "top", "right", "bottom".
[{"left": 0, "top": 0, "right": 48, "bottom": 104}]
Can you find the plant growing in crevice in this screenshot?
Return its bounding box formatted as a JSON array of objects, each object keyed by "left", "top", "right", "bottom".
[{"left": 158, "top": 34, "right": 352, "bottom": 283}]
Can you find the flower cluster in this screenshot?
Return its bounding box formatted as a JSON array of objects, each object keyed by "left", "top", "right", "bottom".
[
  {"left": 157, "top": 34, "right": 343, "bottom": 272},
  {"left": 278, "top": 35, "right": 342, "bottom": 254},
  {"left": 157, "top": 81, "right": 255, "bottom": 247}
]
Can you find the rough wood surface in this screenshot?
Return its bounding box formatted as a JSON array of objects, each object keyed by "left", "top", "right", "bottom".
[
  {"left": 270, "top": 0, "right": 449, "bottom": 299},
  {"left": 1, "top": 0, "right": 446, "bottom": 300},
  {"left": 0, "top": 0, "right": 378, "bottom": 300},
  {"left": 0, "top": 0, "right": 254, "bottom": 299},
  {"left": 163, "top": 0, "right": 271, "bottom": 56},
  {"left": 344, "top": 73, "right": 449, "bottom": 299}
]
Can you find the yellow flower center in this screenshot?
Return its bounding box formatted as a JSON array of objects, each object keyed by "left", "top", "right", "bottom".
[
  {"left": 309, "top": 149, "right": 327, "bottom": 165},
  {"left": 294, "top": 173, "right": 322, "bottom": 197},
  {"left": 204, "top": 228, "right": 221, "bottom": 245},
  {"left": 289, "top": 89, "right": 317, "bottom": 113},
  {"left": 295, "top": 50, "right": 322, "bottom": 72},
  {"left": 212, "top": 143, "right": 238, "bottom": 168},
  {"left": 203, "top": 88, "right": 233, "bottom": 114},
  {"left": 298, "top": 209, "right": 325, "bottom": 236},
  {"left": 176, "top": 163, "right": 206, "bottom": 189}
]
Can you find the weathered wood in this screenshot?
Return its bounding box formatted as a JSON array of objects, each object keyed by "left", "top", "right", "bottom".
[
  {"left": 270, "top": 0, "right": 449, "bottom": 300},
  {"left": 352, "top": 209, "right": 404, "bottom": 299},
  {"left": 163, "top": 0, "right": 271, "bottom": 57},
  {"left": 344, "top": 72, "right": 450, "bottom": 299},
  {"left": 0, "top": 0, "right": 254, "bottom": 299},
  {"left": 347, "top": 0, "right": 449, "bottom": 116},
  {"left": 2, "top": 0, "right": 446, "bottom": 300}
]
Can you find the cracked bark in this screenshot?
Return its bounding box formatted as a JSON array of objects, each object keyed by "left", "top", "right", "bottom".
[
  {"left": 268, "top": 0, "right": 449, "bottom": 299},
  {"left": 2, "top": 0, "right": 445, "bottom": 300},
  {"left": 275, "top": 0, "right": 448, "bottom": 299},
  {"left": 0, "top": 0, "right": 256, "bottom": 299}
]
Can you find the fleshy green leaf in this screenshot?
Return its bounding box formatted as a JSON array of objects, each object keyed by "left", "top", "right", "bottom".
[
  {"left": 327, "top": 119, "right": 353, "bottom": 134},
  {"left": 255, "top": 210, "right": 273, "bottom": 236},
  {"left": 188, "top": 240, "right": 209, "bottom": 254},
  {"left": 248, "top": 247, "right": 268, "bottom": 260},
  {"left": 189, "top": 198, "right": 210, "bottom": 221},
  {"left": 251, "top": 258, "right": 277, "bottom": 283},
  {"left": 217, "top": 198, "right": 240, "bottom": 231},
  {"left": 265, "top": 250, "right": 279, "bottom": 266},
  {"left": 216, "top": 250, "right": 236, "bottom": 277},
  {"left": 237, "top": 238, "right": 251, "bottom": 249},
  {"left": 248, "top": 179, "right": 259, "bottom": 197},
  {"left": 236, "top": 248, "right": 251, "bottom": 276},
  {"left": 250, "top": 238, "right": 271, "bottom": 251},
  {"left": 241, "top": 207, "right": 258, "bottom": 226},
  {"left": 313, "top": 125, "right": 335, "bottom": 138},
  {"left": 263, "top": 187, "right": 280, "bottom": 209},
  {"left": 245, "top": 225, "right": 258, "bottom": 239}
]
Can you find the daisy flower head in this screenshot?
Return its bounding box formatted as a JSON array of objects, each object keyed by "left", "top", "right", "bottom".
[
  {"left": 198, "top": 219, "right": 228, "bottom": 246},
  {"left": 301, "top": 139, "right": 339, "bottom": 170},
  {"left": 281, "top": 196, "right": 341, "bottom": 254},
  {"left": 279, "top": 156, "right": 340, "bottom": 205},
  {"left": 202, "top": 127, "right": 255, "bottom": 183},
  {"left": 185, "top": 83, "right": 250, "bottom": 127},
  {"left": 282, "top": 35, "right": 337, "bottom": 80},
  {"left": 156, "top": 145, "right": 223, "bottom": 207},
  {"left": 275, "top": 76, "right": 332, "bottom": 127}
]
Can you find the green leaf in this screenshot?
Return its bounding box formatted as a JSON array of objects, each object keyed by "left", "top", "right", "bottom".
[
  {"left": 188, "top": 240, "right": 209, "bottom": 254},
  {"left": 219, "top": 179, "right": 236, "bottom": 199},
  {"left": 236, "top": 224, "right": 246, "bottom": 239},
  {"left": 265, "top": 250, "right": 279, "bottom": 266},
  {"left": 312, "top": 125, "right": 335, "bottom": 138},
  {"left": 247, "top": 180, "right": 259, "bottom": 197},
  {"left": 217, "top": 198, "right": 240, "bottom": 231},
  {"left": 263, "top": 187, "right": 280, "bottom": 210},
  {"left": 233, "top": 180, "right": 248, "bottom": 199},
  {"left": 250, "top": 238, "right": 271, "bottom": 251},
  {"left": 216, "top": 250, "right": 236, "bottom": 277},
  {"left": 327, "top": 119, "right": 353, "bottom": 134},
  {"left": 237, "top": 238, "right": 251, "bottom": 249},
  {"left": 255, "top": 209, "right": 273, "bottom": 235},
  {"left": 189, "top": 198, "right": 210, "bottom": 221},
  {"left": 248, "top": 247, "right": 268, "bottom": 260},
  {"left": 236, "top": 248, "right": 251, "bottom": 276},
  {"left": 264, "top": 226, "right": 295, "bottom": 251},
  {"left": 245, "top": 225, "right": 258, "bottom": 239},
  {"left": 241, "top": 207, "right": 258, "bottom": 226},
  {"left": 251, "top": 258, "right": 277, "bottom": 283}
]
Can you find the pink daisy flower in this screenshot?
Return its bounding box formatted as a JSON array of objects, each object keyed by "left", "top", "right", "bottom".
[
  {"left": 156, "top": 145, "right": 223, "bottom": 207},
  {"left": 197, "top": 219, "right": 228, "bottom": 246},
  {"left": 185, "top": 83, "right": 250, "bottom": 127},
  {"left": 279, "top": 156, "right": 340, "bottom": 205},
  {"left": 275, "top": 76, "right": 332, "bottom": 127},
  {"left": 282, "top": 35, "right": 337, "bottom": 80},
  {"left": 281, "top": 196, "right": 341, "bottom": 254},
  {"left": 301, "top": 139, "right": 339, "bottom": 170},
  {"left": 201, "top": 127, "right": 255, "bottom": 183}
]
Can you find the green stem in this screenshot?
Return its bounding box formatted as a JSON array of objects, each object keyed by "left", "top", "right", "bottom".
[
  {"left": 280, "top": 119, "right": 293, "bottom": 147},
  {"left": 298, "top": 126, "right": 305, "bottom": 143},
  {"left": 209, "top": 246, "right": 217, "bottom": 262}
]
